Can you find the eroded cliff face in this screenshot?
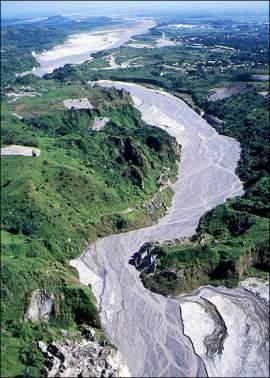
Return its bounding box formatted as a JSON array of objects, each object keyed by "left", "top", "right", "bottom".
[
  {"left": 38, "top": 328, "right": 130, "bottom": 378},
  {"left": 207, "top": 84, "right": 254, "bottom": 102},
  {"left": 236, "top": 239, "right": 269, "bottom": 277},
  {"left": 25, "top": 289, "right": 55, "bottom": 323}
]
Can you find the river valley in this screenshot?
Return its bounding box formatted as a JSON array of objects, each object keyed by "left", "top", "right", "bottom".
[
  {"left": 2, "top": 5, "right": 269, "bottom": 377},
  {"left": 71, "top": 81, "right": 269, "bottom": 377},
  {"left": 31, "top": 18, "right": 156, "bottom": 77}
]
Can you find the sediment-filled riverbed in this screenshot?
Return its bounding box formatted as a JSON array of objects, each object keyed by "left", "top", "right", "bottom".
[{"left": 71, "top": 81, "right": 269, "bottom": 377}]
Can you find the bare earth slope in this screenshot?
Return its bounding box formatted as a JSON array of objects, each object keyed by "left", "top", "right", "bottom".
[{"left": 71, "top": 82, "right": 268, "bottom": 377}]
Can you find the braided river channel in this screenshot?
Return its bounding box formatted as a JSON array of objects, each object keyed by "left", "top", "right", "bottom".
[{"left": 71, "top": 81, "right": 269, "bottom": 377}]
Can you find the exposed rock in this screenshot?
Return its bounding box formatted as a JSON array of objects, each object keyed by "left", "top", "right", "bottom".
[
  {"left": 236, "top": 239, "right": 269, "bottom": 278},
  {"left": 250, "top": 74, "right": 269, "bottom": 82},
  {"left": 80, "top": 325, "right": 96, "bottom": 341},
  {"left": 25, "top": 289, "right": 54, "bottom": 323},
  {"left": 12, "top": 112, "right": 23, "bottom": 120},
  {"left": 159, "top": 236, "right": 192, "bottom": 246},
  {"left": 169, "top": 138, "right": 181, "bottom": 159},
  {"left": 143, "top": 169, "right": 174, "bottom": 215},
  {"left": 143, "top": 195, "right": 166, "bottom": 214},
  {"left": 198, "top": 233, "right": 212, "bottom": 245},
  {"left": 207, "top": 84, "right": 253, "bottom": 102},
  {"left": 240, "top": 277, "right": 269, "bottom": 303},
  {"left": 38, "top": 329, "right": 130, "bottom": 377},
  {"left": 129, "top": 242, "right": 165, "bottom": 275},
  {"left": 130, "top": 238, "right": 193, "bottom": 277},
  {"left": 157, "top": 173, "right": 168, "bottom": 186},
  {"left": 120, "top": 207, "right": 135, "bottom": 215},
  {"left": 92, "top": 117, "right": 110, "bottom": 131},
  {"left": 202, "top": 113, "right": 224, "bottom": 131},
  {"left": 60, "top": 329, "right": 79, "bottom": 339}
]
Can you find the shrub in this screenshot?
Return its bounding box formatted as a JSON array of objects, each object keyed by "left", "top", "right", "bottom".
[
  {"left": 26, "top": 250, "right": 38, "bottom": 258},
  {"left": 112, "top": 214, "right": 128, "bottom": 230}
]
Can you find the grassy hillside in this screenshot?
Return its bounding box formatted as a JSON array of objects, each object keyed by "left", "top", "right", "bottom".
[{"left": 1, "top": 80, "right": 179, "bottom": 377}]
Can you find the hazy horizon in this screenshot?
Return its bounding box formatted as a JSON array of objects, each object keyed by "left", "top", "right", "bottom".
[{"left": 2, "top": 1, "right": 269, "bottom": 20}]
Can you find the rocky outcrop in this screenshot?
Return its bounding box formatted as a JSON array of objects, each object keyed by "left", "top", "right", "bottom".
[
  {"left": 129, "top": 238, "right": 192, "bottom": 276},
  {"left": 143, "top": 168, "right": 174, "bottom": 214},
  {"left": 25, "top": 289, "right": 54, "bottom": 323},
  {"left": 156, "top": 236, "right": 192, "bottom": 246},
  {"left": 142, "top": 191, "right": 169, "bottom": 214},
  {"left": 63, "top": 98, "right": 94, "bottom": 110},
  {"left": 38, "top": 328, "right": 130, "bottom": 377},
  {"left": 129, "top": 242, "right": 159, "bottom": 274},
  {"left": 202, "top": 113, "right": 224, "bottom": 132}
]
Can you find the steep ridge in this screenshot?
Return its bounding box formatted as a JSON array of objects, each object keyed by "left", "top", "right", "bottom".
[{"left": 70, "top": 82, "right": 267, "bottom": 377}]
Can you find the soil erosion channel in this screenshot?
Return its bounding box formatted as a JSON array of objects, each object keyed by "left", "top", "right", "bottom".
[{"left": 71, "top": 81, "right": 269, "bottom": 377}]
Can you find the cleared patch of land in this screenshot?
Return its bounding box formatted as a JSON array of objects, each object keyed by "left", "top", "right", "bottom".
[
  {"left": 92, "top": 117, "right": 110, "bottom": 131},
  {"left": 251, "top": 74, "right": 269, "bottom": 81},
  {"left": 1, "top": 145, "right": 41, "bottom": 157},
  {"left": 63, "top": 98, "right": 93, "bottom": 109}
]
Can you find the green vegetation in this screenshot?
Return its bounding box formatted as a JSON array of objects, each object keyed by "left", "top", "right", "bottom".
[
  {"left": 206, "top": 92, "right": 269, "bottom": 218},
  {"left": 1, "top": 80, "right": 179, "bottom": 376}
]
